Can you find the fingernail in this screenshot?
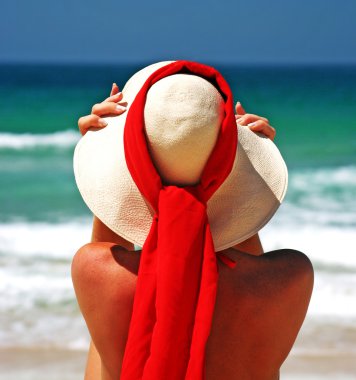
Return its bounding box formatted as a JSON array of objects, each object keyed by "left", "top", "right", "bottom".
[
  {"left": 247, "top": 122, "right": 257, "bottom": 127},
  {"left": 112, "top": 82, "right": 118, "bottom": 88},
  {"left": 116, "top": 104, "right": 126, "bottom": 111},
  {"left": 99, "top": 119, "right": 108, "bottom": 127},
  {"left": 111, "top": 92, "right": 122, "bottom": 99}
]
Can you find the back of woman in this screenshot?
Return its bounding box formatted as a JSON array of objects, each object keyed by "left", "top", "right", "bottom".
[{"left": 72, "top": 61, "right": 313, "bottom": 380}]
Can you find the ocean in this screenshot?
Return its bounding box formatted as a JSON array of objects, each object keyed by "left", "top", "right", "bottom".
[{"left": 0, "top": 63, "right": 355, "bottom": 379}]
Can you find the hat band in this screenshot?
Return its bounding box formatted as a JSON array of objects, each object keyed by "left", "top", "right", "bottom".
[{"left": 121, "top": 60, "right": 237, "bottom": 379}]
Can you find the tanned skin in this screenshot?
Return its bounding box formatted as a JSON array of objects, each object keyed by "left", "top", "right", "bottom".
[
  {"left": 73, "top": 85, "right": 312, "bottom": 379},
  {"left": 72, "top": 217, "right": 313, "bottom": 380}
]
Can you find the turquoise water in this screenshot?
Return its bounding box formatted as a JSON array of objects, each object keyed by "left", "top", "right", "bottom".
[
  {"left": 1, "top": 64, "right": 355, "bottom": 222},
  {"left": 2, "top": 64, "right": 355, "bottom": 159},
  {"left": 0, "top": 64, "right": 356, "bottom": 362}
]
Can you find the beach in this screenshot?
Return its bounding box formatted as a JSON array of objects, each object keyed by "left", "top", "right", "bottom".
[
  {"left": 2, "top": 347, "right": 356, "bottom": 380},
  {"left": 0, "top": 63, "right": 355, "bottom": 379}
]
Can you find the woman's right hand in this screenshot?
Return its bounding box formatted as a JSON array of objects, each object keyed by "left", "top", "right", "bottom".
[{"left": 78, "top": 83, "right": 127, "bottom": 136}]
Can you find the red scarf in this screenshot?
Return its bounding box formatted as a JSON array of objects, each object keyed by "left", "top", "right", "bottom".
[{"left": 121, "top": 61, "right": 237, "bottom": 380}]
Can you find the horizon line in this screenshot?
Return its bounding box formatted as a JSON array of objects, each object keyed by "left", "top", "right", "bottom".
[{"left": 1, "top": 59, "right": 356, "bottom": 68}]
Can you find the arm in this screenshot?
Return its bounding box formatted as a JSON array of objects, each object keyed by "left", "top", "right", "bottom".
[
  {"left": 84, "top": 341, "right": 101, "bottom": 380},
  {"left": 91, "top": 216, "right": 134, "bottom": 250},
  {"left": 232, "top": 233, "right": 264, "bottom": 256},
  {"left": 80, "top": 217, "right": 134, "bottom": 380}
]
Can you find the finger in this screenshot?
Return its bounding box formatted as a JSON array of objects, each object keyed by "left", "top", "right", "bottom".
[
  {"left": 110, "top": 82, "right": 120, "bottom": 97},
  {"left": 247, "top": 120, "right": 276, "bottom": 140},
  {"left": 78, "top": 115, "right": 108, "bottom": 136},
  {"left": 235, "top": 113, "right": 269, "bottom": 125},
  {"left": 91, "top": 101, "right": 127, "bottom": 116},
  {"left": 235, "top": 101, "right": 246, "bottom": 116},
  {"left": 104, "top": 92, "right": 124, "bottom": 103}
]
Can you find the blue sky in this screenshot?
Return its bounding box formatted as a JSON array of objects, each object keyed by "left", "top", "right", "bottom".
[{"left": 1, "top": 0, "right": 355, "bottom": 64}]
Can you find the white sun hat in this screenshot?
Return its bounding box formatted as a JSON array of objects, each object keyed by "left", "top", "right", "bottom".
[{"left": 73, "top": 61, "right": 288, "bottom": 251}]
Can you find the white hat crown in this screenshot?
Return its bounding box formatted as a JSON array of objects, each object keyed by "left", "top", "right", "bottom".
[{"left": 144, "top": 74, "right": 224, "bottom": 185}]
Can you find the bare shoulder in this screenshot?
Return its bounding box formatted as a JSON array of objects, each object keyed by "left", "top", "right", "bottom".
[
  {"left": 217, "top": 248, "right": 314, "bottom": 330},
  {"left": 205, "top": 249, "right": 314, "bottom": 380},
  {"left": 260, "top": 248, "right": 314, "bottom": 303},
  {"left": 261, "top": 248, "right": 314, "bottom": 280},
  {"left": 72, "top": 242, "right": 140, "bottom": 320},
  {"left": 219, "top": 248, "right": 314, "bottom": 298},
  {"left": 72, "top": 242, "right": 140, "bottom": 275}
]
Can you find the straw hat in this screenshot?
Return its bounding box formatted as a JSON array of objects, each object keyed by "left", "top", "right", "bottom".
[{"left": 73, "top": 61, "right": 288, "bottom": 251}]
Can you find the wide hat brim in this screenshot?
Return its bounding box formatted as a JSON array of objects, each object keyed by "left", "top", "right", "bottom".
[{"left": 73, "top": 61, "right": 288, "bottom": 251}]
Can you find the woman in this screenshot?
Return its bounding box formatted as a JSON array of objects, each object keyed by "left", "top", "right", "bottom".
[{"left": 72, "top": 61, "right": 313, "bottom": 380}]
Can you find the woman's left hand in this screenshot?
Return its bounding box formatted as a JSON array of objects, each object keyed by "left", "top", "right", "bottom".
[{"left": 235, "top": 102, "right": 276, "bottom": 140}]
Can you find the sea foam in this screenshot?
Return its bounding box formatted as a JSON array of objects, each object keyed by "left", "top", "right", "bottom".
[
  {"left": 0, "top": 130, "right": 80, "bottom": 149},
  {"left": 0, "top": 220, "right": 92, "bottom": 259},
  {"left": 0, "top": 218, "right": 355, "bottom": 350}
]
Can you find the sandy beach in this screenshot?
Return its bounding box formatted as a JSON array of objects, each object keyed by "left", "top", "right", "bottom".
[
  {"left": 2, "top": 347, "right": 356, "bottom": 380},
  {"left": 282, "top": 353, "right": 356, "bottom": 380},
  {"left": 0, "top": 348, "right": 86, "bottom": 380}
]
